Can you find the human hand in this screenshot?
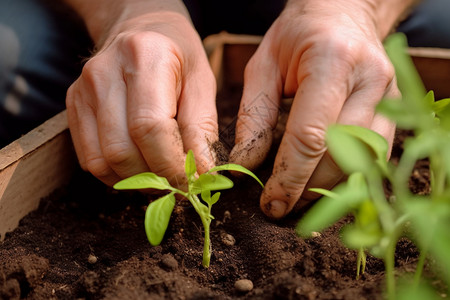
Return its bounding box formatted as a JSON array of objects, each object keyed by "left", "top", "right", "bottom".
[
  {"left": 66, "top": 2, "right": 218, "bottom": 187},
  {"left": 230, "top": 0, "right": 410, "bottom": 219}
]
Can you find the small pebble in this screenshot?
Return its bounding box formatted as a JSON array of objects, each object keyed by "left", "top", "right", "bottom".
[
  {"left": 88, "top": 254, "right": 98, "bottom": 264},
  {"left": 235, "top": 279, "right": 253, "bottom": 293},
  {"left": 221, "top": 233, "right": 236, "bottom": 246},
  {"left": 311, "top": 231, "right": 321, "bottom": 238},
  {"left": 161, "top": 253, "right": 178, "bottom": 270},
  {"left": 223, "top": 210, "right": 231, "bottom": 223}
]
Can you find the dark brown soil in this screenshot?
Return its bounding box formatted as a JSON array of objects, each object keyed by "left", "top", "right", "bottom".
[{"left": 0, "top": 85, "right": 437, "bottom": 300}]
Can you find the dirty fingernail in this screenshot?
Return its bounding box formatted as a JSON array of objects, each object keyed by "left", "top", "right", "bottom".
[{"left": 266, "top": 200, "right": 287, "bottom": 219}]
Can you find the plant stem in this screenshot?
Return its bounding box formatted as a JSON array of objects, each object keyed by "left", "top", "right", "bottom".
[
  {"left": 188, "top": 194, "right": 212, "bottom": 268},
  {"left": 201, "top": 218, "right": 211, "bottom": 267},
  {"left": 356, "top": 248, "right": 367, "bottom": 279},
  {"left": 414, "top": 248, "right": 427, "bottom": 287},
  {"left": 384, "top": 236, "right": 397, "bottom": 300},
  {"left": 430, "top": 151, "right": 445, "bottom": 200}
]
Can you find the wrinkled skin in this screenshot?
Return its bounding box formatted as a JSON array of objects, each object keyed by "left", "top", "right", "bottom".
[
  {"left": 66, "top": 10, "right": 218, "bottom": 188},
  {"left": 230, "top": 0, "right": 398, "bottom": 219}
]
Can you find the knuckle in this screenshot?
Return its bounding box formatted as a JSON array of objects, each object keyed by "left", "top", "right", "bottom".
[
  {"left": 128, "top": 115, "right": 163, "bottom": 143},
  {"left": 84, "top": 155, "right": 111, "bottom": 179},
  {"left": 370, "top": 53, "right": 395, "bottom": 86},
  {"left": 285, "top": 124, "right": 327, "bottom": 159},
  {"left": 102, "top": 141, "right": 134, "bottom": 167},
  {"left": 181, "top": 116, "right": 218, "bottom": 139},
  {"left": 79, "top": 59, "right": 109, "bottom": 99},
  {"left": 120, "top": 31, "right": 182, "bottom": 66}
]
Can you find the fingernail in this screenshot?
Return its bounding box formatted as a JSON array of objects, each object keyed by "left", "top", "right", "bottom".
[{"left": 266, "top": 200, "right": 288, "bottom": 219}]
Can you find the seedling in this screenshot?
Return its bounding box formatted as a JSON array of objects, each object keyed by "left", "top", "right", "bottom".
[
  {"left": 296, "top": 33, "right": 450, "bottom": 300},
  {"left": 113, "top": 150, "right": 264, "bottom": 267}
]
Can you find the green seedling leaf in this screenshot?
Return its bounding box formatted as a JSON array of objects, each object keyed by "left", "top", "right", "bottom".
[
  {"left": 429, "top": 225, "right": 450, "bottom": 286},
  {"left": 208, "top": 163, "right": 264, "bottom": 188},
  {"left": 308, "top": 188, "right": 338, "bottom": 199},
  {"left": 434, "top": 99, "right": 450, "bottom": 130},
  {"left": 201, "top": 190, "right": 221, "bottom": 206},
  {"left": 407, "top": 200, "right": 450, "bottom": 285},
  {"left": 113, "top": 172, "right": 174, "bottom": 191},
  {"left": 377, "top": 99, "right": 420, "bottom": 129},
  {"left": 191, "top": 173, "right": 234, "bottom": 194},
  {"left": 424, "top": 90, "right": 436, "bottom": 107},
  {"left": 185, "top": 149, "right": 197, "bottom": 183},
  {"left": 432, "top": 97, "right": 450, "bottom": 114},
  {"left": 341, "top": 224, "right": 382, "bottom": 250},
  {"left": 340, "top": 125, "right": 388, "bottom": 162},
  {"left": 296, "top": 172, "right": 368, "bottom": 238},
  {"left": 384, "top": 33, "right": 427, "bottom": 105},
  {"left": 326, "top": 125, "right": 376, "bottom": 175},
  {"left": 144, "top": 192, "right": 176, "bottom": 246},
  {"left": 397, "top": 280, "right": 442, "bottom": 300}
]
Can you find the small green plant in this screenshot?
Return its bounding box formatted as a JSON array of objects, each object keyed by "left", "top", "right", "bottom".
[
  {"left": 113, "top": 150, "right": 263, "bottom": 268},
  {"left": 296, "top": 33, "right": 450, "bottom": 300}
]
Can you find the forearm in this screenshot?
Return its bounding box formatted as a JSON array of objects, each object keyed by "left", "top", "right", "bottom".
[
  {"left": 285, "top": 0, "right": 419, "bottom": 40},
  {"left": 62, "top": 0, "right": 191, "bottom": 46},
  {"left": 371, "top": 0, "right": 420, "bottom": 39}
]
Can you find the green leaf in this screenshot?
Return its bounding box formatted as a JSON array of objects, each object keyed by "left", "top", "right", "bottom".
[
  {"left": 429, "top": 225, "right": 450, "bottom": 286},
  {"left": 326, "top": 125, "right": 376, "bottom": 175},
  {"left": 384, "top": 33, "right": 427, "bottom": 105},
  {"left": 144, "top": 193, "right": 176, "bottom": 246},
  {"left": 191, "top": 173, "right": 234, "bottom": 194},
  {"left": 308, "top": 188, "right": 338, "bottom": 199},
  {"left": 113, "top": 172, "right": 174, "bottom": 191},
  {"left": 341, "top": 223, "right": 382, "bottom": 249},
  {"left": 377, "top": 99, "right": 420, "bottom": 129},
  {"left": 208, "top": 163, "right": 264, "bottom": 188},
  {"left": 185, "top": 149, "right": 197, "bottom": 183},
  {"left": 434, "top": 99, "right": 450, "bottom": 130},
  {"left": 341, "top": 125, "right": 388, "bottom": 162},
  {"left": 424, "top": 90, "right": 435, "bottom": 107},
  {"left": 406, "top": 200, "right": 450, "bottom": 285},
  {"left": 397, "top": 280, "right": 442, "bottom": 300},
  {"left": 296, "top": 173, "right": 368, "bottom": 238},
  {"left": 201, "top": 190, "right": 221, "bottom": 206},
  {"left": 431, "top": 96, "right": 450, "bottom": 114},
  {"left": 210, "top": 192, "right": 221, "bottom": 205}
]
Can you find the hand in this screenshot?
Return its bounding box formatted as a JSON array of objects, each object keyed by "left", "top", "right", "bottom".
[
  {"left": 230, "top": 0, "right": 403, "bottom": 219},
  {"left": 66, "top": 7, "right": 218, "bottom": 187}
]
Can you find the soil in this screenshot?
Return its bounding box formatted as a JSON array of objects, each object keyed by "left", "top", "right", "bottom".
[{"left": 0, "top": 85, "right": 441, "bottom": 300}]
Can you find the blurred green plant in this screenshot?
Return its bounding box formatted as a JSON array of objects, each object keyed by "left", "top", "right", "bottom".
[{"left": 296, "top": 33, "right": 450, "bottom": 300}]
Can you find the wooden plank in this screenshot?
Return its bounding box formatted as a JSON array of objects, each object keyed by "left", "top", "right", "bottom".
[
  {"left": 409, "top": 47, "right": 450, "bottom": 99},
  {"left": 0, "top": 110, "right": 76, "bottom": 240},
  {"left": 205, "top": 32, "right": 261, "bottom": 91}
]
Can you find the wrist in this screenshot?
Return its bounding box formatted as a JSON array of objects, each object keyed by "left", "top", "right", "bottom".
[
  {"left": 63, "top": 0, "right": 191, "bottom": 47},
  {"left": 285, "top": 0, "right": 417, "bottom": 40},
  {"left": 363, "top": 0, "right": 418, "bottom": 39}
]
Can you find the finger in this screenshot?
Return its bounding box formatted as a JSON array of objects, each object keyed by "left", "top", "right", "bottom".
[
  {"left": 66, "top": 81, "right": 86, "bottom": 168},
  {"left": 124, "top": 41, "right": 186, "bottom": 187},
  {"left": 177, "top": 63, "right": 219, "bottom": 174},
  {"left": 301, "top": 74, "right": 398, "bottom": 202},
  {"left": 93, "top": 60, "right": 150, "bottom": 179},
  {"left": 66, "top": 79, "right": 121, "bottom": 186},
  {"left": 260, "top": 61, "right": 352, "bottom": 219},
  {"left": 229, "top": 49, "right": 283, "bottom": 171}
]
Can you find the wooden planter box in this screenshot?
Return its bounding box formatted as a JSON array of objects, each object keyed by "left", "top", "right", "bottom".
[{"left": 1, "top": 32, "right": 450, "bottom": 241}]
